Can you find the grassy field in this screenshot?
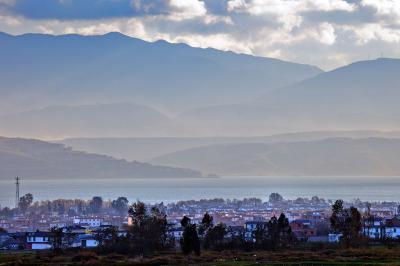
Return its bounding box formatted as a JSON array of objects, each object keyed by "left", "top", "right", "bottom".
[{"left": 1, "top": 248, "right": 400, "bottom": 265}]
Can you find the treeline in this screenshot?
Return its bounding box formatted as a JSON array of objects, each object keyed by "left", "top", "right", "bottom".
[{"left": 0, "top": 195, "right": 130, "bottom": 217}]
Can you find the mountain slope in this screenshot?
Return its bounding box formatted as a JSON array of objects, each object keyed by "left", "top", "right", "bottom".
[
  {"left": 0, "top": 137, "right": 202, "bottom": 179},
  {"left": 0, "top": 31, "right": 321, "bottom": 114},
  {"left": 0, "top": 102, "right": 173, "bottom": 138},
  {"left": 151, "top": 138, "right": 400, "bottom": 176},
  {"left": 178, "top": 58, "right": 400, "bottom": 135},
  {"left": 60, "top": 130, "right": 400, "bottom": 161}
]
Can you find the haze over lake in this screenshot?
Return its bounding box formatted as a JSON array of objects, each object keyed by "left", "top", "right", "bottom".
[{"left": 1, "top": 176, "right": 399, "bottom": 207}]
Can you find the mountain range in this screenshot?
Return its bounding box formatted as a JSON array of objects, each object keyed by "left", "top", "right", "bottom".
[
  {"left": 60, "top": 130, "right": 400, "bottom": 161},
  {"left": 150, "top": 137, "right": 400, "bottom": 176},
  {"left": 0, "top": 102, "right": 174, "bottom": 139},
  {"left": 0, "top": 137, "right": 202, "bottom": 180},
  {"left": 0, "top": 31, "right": 320, "bottom": 115},
  {"left": 1, "top": 31, "right": 400, "bottom": 178},
  {"left": 178, "top": 58, "right": 400, "bottom": 136}
]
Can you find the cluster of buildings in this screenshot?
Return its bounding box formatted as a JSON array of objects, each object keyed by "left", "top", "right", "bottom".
[{"left": 1, "top": 197, "right": 400, "bottom": 250}]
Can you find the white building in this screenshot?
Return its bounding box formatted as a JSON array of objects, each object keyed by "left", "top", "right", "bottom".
[
  {"left": 384, "top": 218, "right": 400, "bottom": 238},
  {"left": 74, "top": 217, "right": 102, "bottom": 227},
  {"left": 26, "top": 232, "right": 52, "bottom": 250}
]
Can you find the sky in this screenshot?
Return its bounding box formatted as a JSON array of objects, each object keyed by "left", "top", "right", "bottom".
[{"left": 0, "top": 0, "right": 400, "bottom": 70}]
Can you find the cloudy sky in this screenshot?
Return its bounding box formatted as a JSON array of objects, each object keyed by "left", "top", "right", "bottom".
[{"left": 1, "top": 0, "right": 399, "bottom": 70}]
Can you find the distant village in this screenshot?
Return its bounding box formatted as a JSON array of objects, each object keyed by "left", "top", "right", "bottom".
[{"left": 1, "top": 184, "right": 400, "bottom": 251}]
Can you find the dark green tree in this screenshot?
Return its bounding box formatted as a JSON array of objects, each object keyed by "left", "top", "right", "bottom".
[
  {"left": 180, "top": 216, "right": 201, "bottom": 256},
  {"left": 95, "top": 226, "right": 119, "bottom": 248},
  {"left": 330, "top": 200, "right": 362, "bottom": 248},
  {"left": 50, "top": 227, "right": 63, "bottom": 253},
  {"left": 127, "top": 201, "right": 170, "bottom": 255},
  {"left": 198, "top": 212, "right": 213, "bottom": 236},
  {"left": 180, "top": 216, "right": 191, "bottom": 228},
  {"left": 277, "top": 213, "right": 293, "bottom": 248},
  {"left": 267, "top": 216, "right": 280, "bottom": 250},
  {"left": 128, "top": 201, "right": 146, "bottom": 223},
  {"left": 204, "top": 223, "right": 227, "bottom": 250},
  {"left": 19, "top": 193, "right": 33, "bottom": 213},
  {"left": 89, "top": 196, "right": 103, "bottom": 214},
  {"left": 111, "top": 197, "right": 129, "bottom": 215},
  {"left": 269, "top": 193, "right": 284, "bottom": 204}
]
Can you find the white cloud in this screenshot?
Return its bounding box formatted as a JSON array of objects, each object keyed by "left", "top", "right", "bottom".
[
  {"left": 315, "top": 22, "right": 336, "bottom": 45},
  {"left": 361, "top": 0, "right": 400, "bottom": 22},
  {"left": 349, "top": 23, "right": 400, "bottom": 44},
  {"left": 227, "top": 0, "right": 356, "bottom": 15},
  {"left": 0, "top": 14, "right": 20, "bottom": 26},
  {"left": 227, "top": 0, "right": 355, "bottom": 31},
  {"left": 168, "top": 0, "right": 207, "bottom": 20}
]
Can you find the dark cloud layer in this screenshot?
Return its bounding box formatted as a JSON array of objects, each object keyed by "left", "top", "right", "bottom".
[{"left": 3, "top": 0, "right": 172, "bottom": 19}]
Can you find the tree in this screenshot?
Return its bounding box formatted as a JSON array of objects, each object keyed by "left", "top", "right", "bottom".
[
  {"left": 180, "top": 216, "right": 191, "bottom": 228},
  {"left": 267, "top": 216, "right": 280, "bottom": 250},
  {"left": 95, "top": 226, "right": 119, "bottom": 248},
  {"left": 311, "top": 196, "right": 324, "bottom": 204},
  {"left": 111, "top": 197, "right": 129, "bottom": 215},
  {"left": 330, "top": 200, "right": 362, "bottom": 248},
  {"left": 128, "top": 201, "right": 146, "bottom": 223},
  {"left": 269, "top": 193, "right": 284, "bottom": 204},
  {"left": 19, "top": 193, "right": 33, "bottom": 213},
  {"left": 127, "top": 201, "right": 170, "bottom": 255},
  {"left": 204, "top": 223, "right": 227, "bottom": 250},
  {"left": 277, "top": 213, "right": 293, "bottom": 248},
  {"left": 198, "top": 212, "right": 213, "bottom": 236},
  {"left": 180, "top": 216, "right": 201, "bottom": 256},
  {"left": 0, "top": 207, "right": 14, "bottom": 218},
  {"left": 89, "top": 196, "right": 103, "bottom": 214},
  {"left": 253, "top": 213, "right": 294, "bottom": 250},
  {"left": 50, "top": 227, "right": 63, "bottom": 253}
]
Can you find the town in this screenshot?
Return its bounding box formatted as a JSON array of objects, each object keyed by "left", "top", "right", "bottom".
[{"left": 1, "top": 189, "right": 400, "bottom": 252}]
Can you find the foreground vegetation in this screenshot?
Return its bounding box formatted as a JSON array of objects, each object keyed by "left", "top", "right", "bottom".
[{"left": 2, "top": 247, "right": 400, "bottom": 265}]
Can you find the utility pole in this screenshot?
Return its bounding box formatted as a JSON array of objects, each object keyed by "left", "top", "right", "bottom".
[{"left": 15, "top": 177, "right": 20, "bottom": 209}]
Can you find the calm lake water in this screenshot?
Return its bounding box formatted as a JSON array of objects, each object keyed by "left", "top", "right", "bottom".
[{"left": 0, "top": 176, "right": 399, "bottom": 207}]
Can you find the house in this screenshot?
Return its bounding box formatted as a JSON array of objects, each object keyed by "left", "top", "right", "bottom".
[
  {"left": 363, "top": 217, "right": 384, "bottom": 239},
  {"left": 0, "top": 232, "right": 12, "bottom": 249},
  {"left": 74, "top": 217, "right": 102, "bottom": 227},
  {"left": 71, "top": 234, "right": 98, "bottom": 248},
  {"left": 169, "top": 227, "right": 184, "bottom": 240},
  {"left": 384, "top": 217, "right": 400, "bottom": 238},
  {"left": 226, "top": 225, "right": 245, "bottom": 239},
  {"left": 290, "top": 219, "right": 316, "bottom": 241},
  {"left": 26, "top": 231, "right": 52, "bottom": 250},
  {"left": 244, "top": 221, "right": 267, "bottom": 241},
  {"left": 328, "top": 233, "right": 342, "bottom": 242},
  {"left": 62, "top": 225, "right": 86, "bottom": 234}
]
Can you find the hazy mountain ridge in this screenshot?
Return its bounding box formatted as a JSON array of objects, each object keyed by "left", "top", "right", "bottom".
[
  {"left": 0, "top": 102, "right": 175, "bottom": 138},
  {"left": 0, "top": 31, "right": 321, "bottom": 115},
  {"left": 178, "top": 58, "right": 400, "bottom": 136},
  {"left": 150, "top": 137, "right": 400, "bottom": 176},
  {"left": 60, "top": 130, "right": 400, "bottom": 161},
  {"left": 0, "top": 137, "right": 202, "bottom": 179}
]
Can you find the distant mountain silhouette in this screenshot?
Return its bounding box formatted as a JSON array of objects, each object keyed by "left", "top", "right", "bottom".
[
  {"left": 0, "top": 137, "right": 202, "bottom": 180},
  {"left": 60, "top": 130, "right": 400, "bottom": 161},
  {"left": 0, "top": 102, "right": 173, "bottom": 138},
  {"left": 151, "top": 138, "right": 400, "bottom": 176},
  {"left": 178, "top": 58, "right": 400, "bottom": 135},
  {"left": 0, "top": 31, "right": 321, "bottom": 114}
]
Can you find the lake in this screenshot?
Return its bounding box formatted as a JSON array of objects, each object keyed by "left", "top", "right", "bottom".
[{"left": 0, "top": 176, "right": 399, "bottom": 207}]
